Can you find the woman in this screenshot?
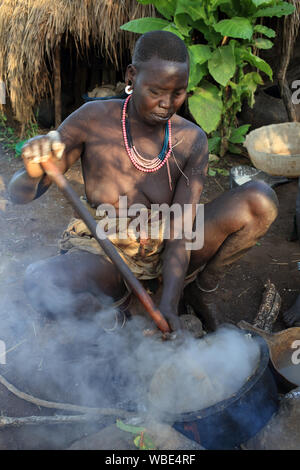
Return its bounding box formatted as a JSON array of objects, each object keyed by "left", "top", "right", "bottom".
[{"left": 8, "top": 31, "right": 278, "bottom": 331}]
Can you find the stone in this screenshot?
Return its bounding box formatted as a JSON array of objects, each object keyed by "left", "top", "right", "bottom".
[
  {"left": 67, "top": 419, "right": 205, "bottom": 450},
  {"left": 243, "top": 387, "right": 300, "bottom": 450}
]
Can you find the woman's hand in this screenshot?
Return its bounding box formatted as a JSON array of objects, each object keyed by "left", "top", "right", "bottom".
[
  {"left": 22, "top": 131, "right": 65, "bottom": 178},
  {"left": 159, "top": 305, "right": 182, "bottom": 332}
]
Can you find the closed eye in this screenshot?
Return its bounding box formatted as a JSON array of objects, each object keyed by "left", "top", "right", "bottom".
[
  {"left": 149, "top": 89, "right": 159, "bottom": 96},
  {"left": 174, "top": 90, "right": 186, "bottom": 97}
]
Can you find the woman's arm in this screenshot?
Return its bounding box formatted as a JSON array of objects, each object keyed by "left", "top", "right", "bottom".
[
  {"left": 8, "top": 102, "right": 94, "bottom": 204},
  {"left": 159, "top": 128, "right": 208, "bottom": 330}
]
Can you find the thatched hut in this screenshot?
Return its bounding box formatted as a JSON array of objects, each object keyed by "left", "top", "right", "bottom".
[
  {"left": 0, "top": 0, "right": 298, "bottom": 132},
  {"left": 0, "top": 0, "right": 155, "bottom": 130}
]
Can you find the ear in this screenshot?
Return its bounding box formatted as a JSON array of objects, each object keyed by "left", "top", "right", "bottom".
[{"left": 126, "top": 64, "right": 137, "bottom": 86}]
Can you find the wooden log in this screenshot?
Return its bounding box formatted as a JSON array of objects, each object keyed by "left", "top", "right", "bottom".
[{"left": 253, "top": 280, "right": 281, "bottom": 333}]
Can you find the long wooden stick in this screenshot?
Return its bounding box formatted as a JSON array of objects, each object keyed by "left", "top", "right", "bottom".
[
  {"left": 0, "top": 414, "right": 102, "bottom": 428},
  {"left": 41, "top": 160, "right": 171, "bottom": 334},
  {"left": 0, "top": 373, "right": 132, "bottom": 418}
]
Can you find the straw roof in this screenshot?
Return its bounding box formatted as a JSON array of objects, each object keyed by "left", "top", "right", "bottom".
[{"left": 0, "top": 0, "right": 155, "bottom": 124}]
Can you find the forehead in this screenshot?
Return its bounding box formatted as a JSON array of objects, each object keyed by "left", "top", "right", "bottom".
[{"left": 136, "top": 57, "right": 189, "bottom": 89}]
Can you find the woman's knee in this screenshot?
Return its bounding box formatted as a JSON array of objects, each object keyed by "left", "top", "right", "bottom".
[
  {"left": 24, "top": 258, "right": 66, "bottom": 315},
  {"left": 24, "top": 259, "right": 50, "bottom": 293},
  {"left": 240, "top": 181, "right": 279, "bottom": 224}
]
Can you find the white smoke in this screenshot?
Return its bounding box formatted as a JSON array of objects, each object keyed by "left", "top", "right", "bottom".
[
  {"left": 147, "top": 327, "right": 260, "bottom": 417},
  {"left": 0, "top": 273, "right": 262, "bottom": 447}
]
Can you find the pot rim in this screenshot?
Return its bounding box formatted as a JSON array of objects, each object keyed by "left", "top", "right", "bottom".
[{"left": 149, "top": 331, "right": 269, "bottom": 423}]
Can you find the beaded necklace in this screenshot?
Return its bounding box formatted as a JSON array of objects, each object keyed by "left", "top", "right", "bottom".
[{"left": 121, "top": 95, "right": 172, "bottom": 175}]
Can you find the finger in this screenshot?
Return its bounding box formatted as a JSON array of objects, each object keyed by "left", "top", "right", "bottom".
[
  {"left": 48, "top": 130, "right": 65, "bottom": 159},
  {"left": 168, "top": 315, "right": 182, "bottom": 332},
  {"left": 22, "top": 145, "right": 32, "bottom": 160},
  {"left": 40, "top": 138, "right": 51, "bottom": 160},
  {"left": 31, "top": 142, "right": 43, "bottom": 163}
]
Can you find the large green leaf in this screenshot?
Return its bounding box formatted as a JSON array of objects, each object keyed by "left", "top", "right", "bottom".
[
  {"left": 152, "top": 0, "right": 176, "bottom": 21},
  {"left": 214, "top": 17, "right": 254, "bottom": 40},
  {"left": 175, "top": 0, "right": 207, "bottom": 22},
  {"left": 253, "top": 24, "right": 276, "bottom": 38},
  {"left": 188, "top": 63, "right": 208, "bottom": 92},
  {"left": 208, "top": 45, "right": 236, "bottom": 86},
  {"left": 229, "top": 71, "right": 263, "bottom": 107},
  {"left": 210, "top": 0, "right": 233, "bottom": 10},
  {"left": 253, "top": 38, "right": 274, "bottom": 49},
  {"left": 120, "top": 18, "right": 170, "bottom": 34},
  {"left": 251, "top": 0, "right": 273, "bottom": 7},
  {"left": 162, "top": 23, "right": 185, "bottom": 40},
  {"left": 174, "top": 13, "right": 193, "bottom": 37},
  {"left": 229, "top": 124, "right": 251, "bottom": 143},
  {"left": 188, "top": 46, "right": 211, "bottom": 91},
  {"left": 188, "top": 44, "right": 212, "bottom": 65},
  {"left": 253, "top": 2, "right": 295, "bottom": 17},
  {"left": 188, "top": 81, "right": 223, "bottom": 133},
  {"left": 239, "top": 49, "right": 273, "bottom": 78},
  {"left": 137, "top": 0, "right": 176, "bottom": 20},
  {"left": 192, "top": 19, "right": 223, "bottom": 47},
  {"left": 240, "top": 72, "right": 264, "bottom": 90}
]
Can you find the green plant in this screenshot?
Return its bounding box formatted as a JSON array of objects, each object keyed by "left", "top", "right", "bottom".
[
  {"left": 0, "top": 111, "right": 19, "bottom": 152},
  {"left": 23, "top": 119, "right": 39, "bottom": 140},
  {"left": 0, "top": 110, "right": 39, "bottom": 156},
  {"left": 116, "top": 419, "right": 156, "bottom": 450},
  {"left": 121, "top": 0, "right": 295, "bottom": 156}
]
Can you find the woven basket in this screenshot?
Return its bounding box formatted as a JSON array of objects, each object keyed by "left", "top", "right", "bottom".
[{"left": 244, "top": 123, "right": 300, "bottom": 177}]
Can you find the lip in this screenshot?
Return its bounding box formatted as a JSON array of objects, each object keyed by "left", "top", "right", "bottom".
[{"left": 152, "top": 113, "right": 172, "bottom": 121}]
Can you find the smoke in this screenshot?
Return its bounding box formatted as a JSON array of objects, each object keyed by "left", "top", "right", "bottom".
[
  {"left": 147, "top": 327, "right": 260, "bottom": 418},
  {"left": 0, "top": 273, "right": 261, "bottom": 448}
]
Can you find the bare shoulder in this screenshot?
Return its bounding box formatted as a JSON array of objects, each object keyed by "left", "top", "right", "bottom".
[
  {"left": 58, "top": 99, "right": 122, "bottom": 145},
  {"left": 63, "top": 99, "right": 122, "bottom": 124},
  {"left": 172, "top": 114, "right": 208, "bottom": 161}
]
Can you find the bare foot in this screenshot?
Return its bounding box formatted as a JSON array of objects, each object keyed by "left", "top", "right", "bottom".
[{"left": 283, "top": 294, "right": 300, "bottom": 327}]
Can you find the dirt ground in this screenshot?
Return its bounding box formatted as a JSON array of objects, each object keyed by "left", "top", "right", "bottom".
[{"left": 0, "top": 142, "right": 299, "bottom": 449}]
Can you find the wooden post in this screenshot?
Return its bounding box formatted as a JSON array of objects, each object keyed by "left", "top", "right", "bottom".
[
  {"left": 277, "top": 13, "right": 298, "bottom": 122},
  {"left": 53, "top": 38, "right": 62, "bottom": 127}
]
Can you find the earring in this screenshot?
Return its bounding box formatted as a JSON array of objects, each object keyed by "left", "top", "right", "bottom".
[{"left": 125, "top": 85, "right": 133, "bottom": 95}]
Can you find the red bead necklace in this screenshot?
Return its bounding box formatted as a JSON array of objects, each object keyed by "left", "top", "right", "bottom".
[{"left": 121, "top": 95, "right": 172, "bottom": 173}]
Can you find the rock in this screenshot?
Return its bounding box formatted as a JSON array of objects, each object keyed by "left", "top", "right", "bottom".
[
  {"left": 243, "top": 387, "right": 300, "bottom": 450},
  {"left": 88, "top": 85, "right": 116, "bottom": 98},
  {"left": 180, "top": 314, "right": 204, "bottom": 339},
  {"left": 67, "top": 419, "right": 205, "bottom": 450},
  {"left": 67, "top": 423, "right": 137, "bottom": 450},
  {"left": 239, "top": 88, "right": 289, "bottom": 130},
  {"left": 145, "top": 419, "right": 205, "bottom": 450}
]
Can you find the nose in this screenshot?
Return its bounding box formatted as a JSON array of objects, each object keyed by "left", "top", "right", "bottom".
[{"left": 159, "top": 95, "right": 172, "bottom": 110}]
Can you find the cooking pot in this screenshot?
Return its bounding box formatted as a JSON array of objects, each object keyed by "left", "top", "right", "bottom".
[{"left": 154, "top": 332, "right": 279, "bottom": 450}]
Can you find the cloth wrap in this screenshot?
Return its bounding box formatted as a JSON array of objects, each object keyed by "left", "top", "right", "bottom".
[
  {"left": 58, "top": 197, "right": 202, "bottom": 309},
  {"left": 58, "top": 197, "right": 165, "bottom": 281}
]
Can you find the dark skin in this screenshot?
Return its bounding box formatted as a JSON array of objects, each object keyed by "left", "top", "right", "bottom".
[{"left": 9, "top": 56, "right": 279, "bottom": 331}]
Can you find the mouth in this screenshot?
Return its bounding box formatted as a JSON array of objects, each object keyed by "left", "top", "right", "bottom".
[{"left": 152, "top": 113, "right": 172, "bottom": 121}]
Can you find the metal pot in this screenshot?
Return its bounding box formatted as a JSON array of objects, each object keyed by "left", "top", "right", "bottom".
[{"left": 165, "top": 333, "right": 278, "bottom": 450}]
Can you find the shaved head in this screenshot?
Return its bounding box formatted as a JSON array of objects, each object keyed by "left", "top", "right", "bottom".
[{"left": 132, "top": 30, "right": 189, "bottom": 68}]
